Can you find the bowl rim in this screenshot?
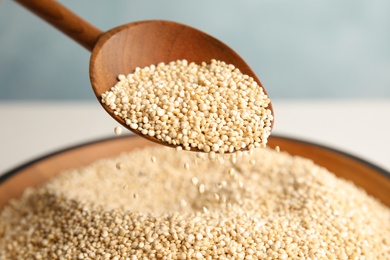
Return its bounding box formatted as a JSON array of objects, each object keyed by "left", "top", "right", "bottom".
[{"left": 1, "top": 134, "right": 389, "bottom": 184}]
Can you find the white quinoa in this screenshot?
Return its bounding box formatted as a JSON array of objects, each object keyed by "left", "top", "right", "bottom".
[
  {"left": 114, "top": 126, "right": 123, "bottom": 136},
  {"left": 1, "top": 146, "right": 389, "bottom": 259},
  {"left": 101, "top": 59, "right": 273, "bottom": 153}
]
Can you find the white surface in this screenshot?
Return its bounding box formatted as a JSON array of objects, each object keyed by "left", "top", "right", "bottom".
[{"left": 1, "top": 100, "right": 389, "bottom": 176}]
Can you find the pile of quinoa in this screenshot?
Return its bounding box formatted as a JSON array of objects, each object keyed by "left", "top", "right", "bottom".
[
  {"left": 1, "top": 146, "right": 389, "bottom": 259},
  {"left": 101, "top": 59, "right": 273, "bottom": 153}
]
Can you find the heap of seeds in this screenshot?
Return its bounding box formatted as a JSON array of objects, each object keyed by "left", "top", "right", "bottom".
[
  {"left": 101, "top": 59, "right": 273, "bottom": 153},
  {"left": 1, "top": 146, "right": 389, "bottom": 259}
]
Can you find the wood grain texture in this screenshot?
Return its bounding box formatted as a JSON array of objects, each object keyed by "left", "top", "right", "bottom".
[{"left": 1, "top": 135, "right": 389, "bottom": 209}]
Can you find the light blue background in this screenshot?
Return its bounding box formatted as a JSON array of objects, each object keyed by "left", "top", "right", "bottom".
[{"left": 1, "top": 0, "right": 389, "bottom": 100}]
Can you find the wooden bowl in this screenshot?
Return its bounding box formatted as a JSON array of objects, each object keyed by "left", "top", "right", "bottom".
[{"left": 1, "top": 135, "right": 389, "bottom": 209}]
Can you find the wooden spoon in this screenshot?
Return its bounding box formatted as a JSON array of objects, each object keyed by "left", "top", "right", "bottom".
[{"left": 15, "top": 0, "right": 274, "bottom": 151}]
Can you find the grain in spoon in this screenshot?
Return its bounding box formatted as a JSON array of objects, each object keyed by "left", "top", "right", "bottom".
[{"left": 15, "top": 0, "right": 274, "bottom": 152}]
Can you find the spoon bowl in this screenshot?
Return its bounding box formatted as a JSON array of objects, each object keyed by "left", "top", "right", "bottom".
[
  {"left": 15, "top": 0, "right": 273, "bottom": 151},
  {"left": 90, "top": 20, "right": 273, "bottom": 149}
]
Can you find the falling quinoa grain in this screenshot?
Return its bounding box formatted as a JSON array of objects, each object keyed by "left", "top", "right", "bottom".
[
  {"left": 191, "top": 177, "right": 199, "bottom": 185},
  {"left": 184, "top": 162, "right": 190, "bottom": 170},
  {"left": 179, "top": 199, "right": 187, "bottom": 207},
  {"left": 198, "top": 183, "right": 205, "bottom": 194},
  {"left": 115, "top": 162, "right": 122, "bottom": 169},
  {"left": 249, "top": 159, "right": 256, "bottom": 165},
  {"left": 114, "top": 126, "right": 122, "bottom": 136}
]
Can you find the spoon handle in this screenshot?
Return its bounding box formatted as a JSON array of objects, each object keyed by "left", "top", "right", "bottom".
[{"left": 14, "top": 0, "right": 102, "bottom": 52}]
